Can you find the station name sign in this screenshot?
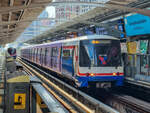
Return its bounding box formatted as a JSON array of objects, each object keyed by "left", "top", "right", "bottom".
[{"left": 125, "top": 14, "right": 150, "bottom": 37}]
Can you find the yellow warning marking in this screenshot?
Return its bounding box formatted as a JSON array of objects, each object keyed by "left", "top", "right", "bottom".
[
  {"left": 7, "top": 76, "right": 30, "bottom": 83},
  {"left": 14, "top": 93, "right": 26, "bottom": 109},
  {"left": 36, "top": 94, "right": 47, "bottom": 108},
  {"left": 0, "top": 96, "right": 2, "bottom": 105}
]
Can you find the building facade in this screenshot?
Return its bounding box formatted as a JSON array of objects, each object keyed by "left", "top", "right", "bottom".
[{"left": 55, "top": 0, "right": 107, "bottom": 24}]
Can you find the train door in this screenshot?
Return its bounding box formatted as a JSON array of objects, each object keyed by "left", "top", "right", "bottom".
[
  {"left": 34, "top": 48, "right": 37, "bottom": 63},
  {"left": 41, "top": 48, "right": 44, "bottom": 66},
  {"left": 44, "top": 48, "right": 48, "bottom": 67},
  {"left": 33, "top": 48, "right": 36, "bottom": 62},
  {"left": 36, "top": 48, "right": 38, "bottom": 63},
  {"left": 62, "top": 46, "right": 74, "bottom": 78},
  {"left": 38, "top": 48, "right": 40, "bottom": 64},
  {"left": 40, "top": 48, "right": 43, "bottom": 65},
  {"left": 49, "top": 47, "right": 52, "bottom": 68},
  {"left": 58, "top": 46, "right": 62, "bottom": 73},
  {"left": 51, "top": 46, "right": 58, "bottom": 71}
]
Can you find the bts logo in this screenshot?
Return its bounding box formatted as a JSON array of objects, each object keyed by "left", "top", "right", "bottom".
[{"left": 99, "top": 56, "right": 107, "bottom": 65}]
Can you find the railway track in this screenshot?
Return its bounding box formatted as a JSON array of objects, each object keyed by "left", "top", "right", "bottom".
[
  {"left": 18, "top": 57, "right": 118, "bottom": 113},
  {"left": 82, "top": 87, "right": 150, "bottom": 113},
  {"left": 18, "top": 57, "right": 150, "bottom": 113},
  {"left": 113, "top": 95, "right": 150, "bottom": 113}
]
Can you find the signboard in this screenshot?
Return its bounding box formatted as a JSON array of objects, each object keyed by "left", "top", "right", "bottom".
[
  {"left": 96, "top": 19, "right": 125, "bottom": 38},
  {"left": 14, "top": 93, "right": 26, "bottom": 109},
  {"left": 140, "top": 40, "right": 148, "bottom": 54},
  {"left": 127, "top": 41, "right": 137, "bottom": 54},
  {"left": 125, "top": 14, "right": 150, "bottom": 36}
]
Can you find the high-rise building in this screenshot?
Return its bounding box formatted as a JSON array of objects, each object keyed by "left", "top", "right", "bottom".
[
  {"left": 55, "top": 0, "right": 80, "bottom": 24},
  {"left": 55, "top": 0, "right": 109, "bottom": 24}
]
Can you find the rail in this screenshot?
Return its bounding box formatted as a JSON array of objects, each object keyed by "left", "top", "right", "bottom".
[
  {"left": 112, "top": 94, "right": 150, "bottom": 113},
  {"left": 18, "top": 57, "right": 119, "bottom": 113}
]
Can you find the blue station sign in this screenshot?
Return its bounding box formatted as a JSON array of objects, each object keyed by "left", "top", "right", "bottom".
[{"left": 125, "top": 14, "right": 150, "bottom": 37}]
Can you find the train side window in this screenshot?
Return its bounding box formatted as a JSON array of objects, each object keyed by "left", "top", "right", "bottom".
[
  {"left": 34, "top": 48, "right": 36, "bottom": 61},
  {"left": 40, "top": 48, "right": 42, "bottom": 61},
  {"left": 35, "top": 48, "right": 37, "bottom": 61},
  {"left": 63, "top": 49, "right": 71, "bottom": 57},
  {"left": 51, "top": 47, "right": 58, "bottom": 57},
  {"left": 45, "top": 48, "right": 48, "bottom": 65},
  {"left": 36, "top": 48, "right": 39, "bottom": 62}
]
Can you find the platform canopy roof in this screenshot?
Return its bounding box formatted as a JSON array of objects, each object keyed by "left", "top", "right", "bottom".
[
  {"left": 0, "top": 0, "right": 52, "bottom": 45},
  {"left": 1, "top": 0, "right": 150, "bottom": 44},
  {"left": 26, "top": 0, "right": 150, "bottom": 44}
]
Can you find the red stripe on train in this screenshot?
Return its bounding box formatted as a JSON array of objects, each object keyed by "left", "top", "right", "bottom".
[{"left": 78, "top": 72, "right": 124, "bottom": 76}]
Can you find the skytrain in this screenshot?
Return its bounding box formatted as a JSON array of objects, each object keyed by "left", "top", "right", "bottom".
[{"left": 21, "top": 35, "right": 124, "bottom": 88}]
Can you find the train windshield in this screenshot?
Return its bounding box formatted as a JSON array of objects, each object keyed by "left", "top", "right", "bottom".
[{"left": 79, "top": 39, "right": 121, "bottom": 67}]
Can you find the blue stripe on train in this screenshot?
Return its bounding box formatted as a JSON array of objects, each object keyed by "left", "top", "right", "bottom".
[{"left": 76, "top": 76, "right": 124, "bottom": 87}]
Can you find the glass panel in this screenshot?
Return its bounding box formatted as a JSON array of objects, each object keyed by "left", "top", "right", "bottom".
[
  {"left": 45, "top": 48, "right": 48, "bottom": 65},
  {"left": 140, "top": 55, "right": 148, "bottom": 76},
  {"left": 79, "top": 39, "right": 121, "bottom": 67},
  {"left": 52, "top": 47, "right": 58, "bottom": 57},
  {"left": 63, "top": 50, "right": 71, "bottom": 57}
]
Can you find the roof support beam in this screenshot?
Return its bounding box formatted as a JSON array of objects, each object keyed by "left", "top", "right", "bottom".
[
  {"left": 0, "top": 1, "right": 150, "bottom": 17},
  {"left": 0, "top": 17, "right": 56, "bottom": 26},
  {"left": 108, "top": 0, "right": 137, "bottom": 5},
  {"left": 0, "top": 2, "right": 50, "bottom": 14},
  {"left": 0, "top": 25, "right": 52, "bottom": 33},
  {"left": 64, "top": 28, "right": 80, "bottom": 33},
  {"left": 8, "top": 0, "right": 14, "bottom": 30},
  {"left": 0, "top": 27, "right": 24, "bottom": 33},
  {"left": 0, "top": 29, "right": 22, "bottom": 36}
]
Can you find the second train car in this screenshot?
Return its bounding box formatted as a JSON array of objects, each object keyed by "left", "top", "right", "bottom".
[{"left": 21, "top": 35, "right": 124, "bottom": 88}]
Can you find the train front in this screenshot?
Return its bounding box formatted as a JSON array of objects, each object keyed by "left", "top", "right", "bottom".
[
  {"left": 7, "top": 47, "right": 17, "bottom": 59},
  {"left": 76, "top": 38, "right": 124, "bottom": 88}
]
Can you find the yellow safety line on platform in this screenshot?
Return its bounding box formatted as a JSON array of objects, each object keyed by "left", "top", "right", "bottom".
[
  {"left": 7, "top": 75, "right": 30, "bottom": 83},
  {"left": 19, "top": 59, "right": 95, "bottom": 113}
]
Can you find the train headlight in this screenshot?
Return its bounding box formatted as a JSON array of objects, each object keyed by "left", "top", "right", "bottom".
[
  {"left": 113, "top": 73, "right": 116, "bottom": 76},
  {"left": 90, "top": 73, "right": 94, "bottom": 76}
]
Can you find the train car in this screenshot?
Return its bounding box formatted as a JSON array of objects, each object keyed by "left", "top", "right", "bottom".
[
  {"left": 21, "top": 35, "right": 124, "bottom": 88},
  {"left": 7, "top": 47, "right": 17, "bottom": 59}
]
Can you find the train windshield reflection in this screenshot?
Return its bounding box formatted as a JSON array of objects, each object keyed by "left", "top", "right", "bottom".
[{"left": 79, "top": 39, "right": 121, "bottom": 67}]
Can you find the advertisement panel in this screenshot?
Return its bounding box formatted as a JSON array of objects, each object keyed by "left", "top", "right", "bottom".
[
  {"left": 125, "top": 14, "right": 150, "bottom": 37},
  {"left": 127, "top": 41, "right": 137, "bottom": 54},
  {"left": 96, "top": 19, "right": 125, "bottom": 38},
  {"left": 140, "top": 40, "right": 148, "bottom": 54}
]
